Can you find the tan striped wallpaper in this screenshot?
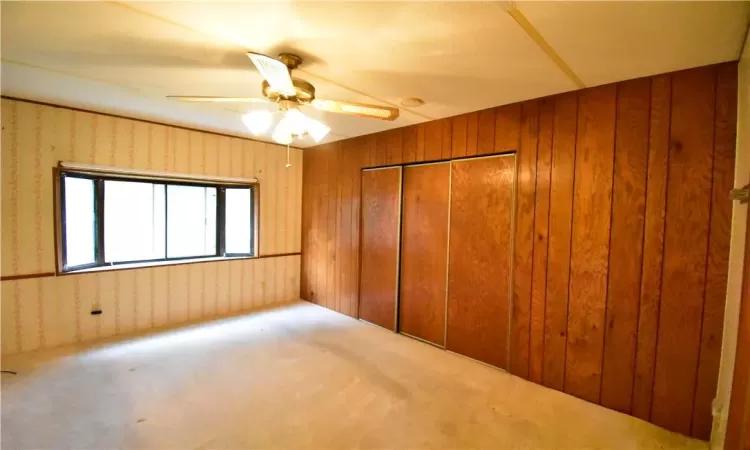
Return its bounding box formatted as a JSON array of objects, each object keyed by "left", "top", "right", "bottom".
[{"left": 0, "top": 98, "right": 303, "bottom": 355}]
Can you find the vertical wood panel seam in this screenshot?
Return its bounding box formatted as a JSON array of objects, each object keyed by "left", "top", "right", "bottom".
[
  {"left": 356, "top": 166, "right": 364, "bottom": 317},
  {"left": 337, "top": 150, "right": 344, "bottom": 313},
  {"left": 540, "top": 100, "right": 557, "bottom": 383},
  {"left": 629, "top": 79, "right": 654, "bottom": 411},
  {"left": 562, "top": 93, "right": 580, "bottom": 390},
  {"left": 508, "top": 155, "right": 518, "bottom": 369},
  {"left": 690, "top": 67, "right": 719, "bottom": 434},
  {"left": 649, "top": 74, "right": 675, "bottom": 420},
  {"left": 394, "top": 167, "right": 404, "bottom": 330},
  {"left": 526, "top": 104, "right": 540, "bottom": 378},
  {"left": 600, "top": 85, "right": 620, "bottom": 403}
]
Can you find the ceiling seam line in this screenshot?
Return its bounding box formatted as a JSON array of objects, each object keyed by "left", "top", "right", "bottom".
[
  {"left": 2, "top": 58, "right": 153, "bottom": 96},
  {"left": 1, "top": 58, "right": 250, "bottom": 117},
  {"left": 110, "top": 0, "right": 432, "bottom": 121},
  {"left": 504, "top": 5, "right": 586, "bottom": 89}
]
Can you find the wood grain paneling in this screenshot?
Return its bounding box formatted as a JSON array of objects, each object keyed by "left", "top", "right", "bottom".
[
  {"left": 386, "top": 129, "right": 404, "bottom": 166},
  {"left": 451, "top": 115, "right": 468, "bottom": 158},
  {"left": 326, "top": 145, "right": 340, "bottom": 312},
  {"left": 565, "top": 84, "right": 617, "bottom": 404},
  {"left": 466, "top": 112, "right": 479, "bottom": 157},
  {"left": 399, "top": 163, "right": 450, "bottom": 345},
  {"left": 651, "top": 66, "right": 716, "bottom": 436},
  {"left": 692, "top": 63, "right": 737, "bottom": 439},
  {"left": 529, "top": 99, "right": 554, "bottom": 383},
  {"left": 600, "top": 78, "right": 651, "bottom": 414},
  {"left": 632, "top": 74, "right": 671, "bottom": 422},
  {"left": 1, "top": 98, "right": 302, "bottom": 356},
  {"left": 337, "top": 146, "right": 354, "bottom": 317},
  {"left": 359, "top": 167, "right": 402, "bottom": 330},
  {"left": 447, "top": 155, "right": 515, "bottom": 369},
  {"left": 477, "top": 109, "right": 496, "bottom": 155},
  {"left": 403, "top": 127, "right": 418, "bottom": 164},
  {"left": 300, "top": 63, "right": 737, "bottom": 439},
  {"left": 542, "top": 92, "right": 578, "bottom": 391},
  {"left": 511, "top": 101, "right": 539, "bottom": 378},
  {"left": 424, "top": 120, "right": 444, "bottom": 162},
  {"left": 494, "top": 103, "right": 522, "bottom": 153},
  {"left": 441, "top": 118, "right": 453, "bottom": 160},
  {"left": 375, "top": 132, "right": 389, "bottom": 167}
]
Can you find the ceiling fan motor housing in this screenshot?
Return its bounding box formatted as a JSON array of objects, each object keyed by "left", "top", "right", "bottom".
[{"left": 262, "top": 78, "right": 316, "bottom": 104}]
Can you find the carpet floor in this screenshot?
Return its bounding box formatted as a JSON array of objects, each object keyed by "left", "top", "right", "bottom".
[{"left": 1, "top": 301, "right": 707, "bottom": 449}]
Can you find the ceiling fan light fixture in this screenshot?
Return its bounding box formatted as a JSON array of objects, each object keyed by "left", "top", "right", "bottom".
[
  {"left": 271, "top": 124, "right": 293, "bottom": 145},
  {"left": 241, "top": 110, "right": 273, "bottom": 135},
  {"left": 281, "top": 108, "right": 310, "bottom": 137},
  {"left": 270, "top": 107, "right": 330, "bottom": 145}
]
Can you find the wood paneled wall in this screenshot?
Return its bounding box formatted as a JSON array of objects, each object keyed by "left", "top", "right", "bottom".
[
  {"left": 300, "top": 62, "right": 738, "bottom": 439},
  {"left": 1, "top": 98, "right": 303, "bottom": 355}
]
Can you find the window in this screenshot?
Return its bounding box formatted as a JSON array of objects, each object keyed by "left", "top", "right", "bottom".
[{"left": 59, "top": 171, "right": 256, "bottom": 272}]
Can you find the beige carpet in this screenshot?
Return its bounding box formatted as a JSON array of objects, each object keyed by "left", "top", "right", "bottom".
[{"left": 1, "top": 301, "right": 707, "bottom": 450}]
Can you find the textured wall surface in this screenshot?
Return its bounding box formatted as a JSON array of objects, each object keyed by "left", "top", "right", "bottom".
[{"left": 1, "top": 98, "right": 302, "bottom": 355}]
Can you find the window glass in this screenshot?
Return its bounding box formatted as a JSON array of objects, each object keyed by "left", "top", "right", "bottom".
[
  {"left": 104, "top": 180, "right": 165, "bottom": 263},
  {"left": 166, "top": 185, "right": 217, "bottom": 258},
  {"left": 64, "top": 176, "right": 96, "bottom": 267},
  {"left": 225, "top": 188, "right": 252, "bottom": 254},
  {"left": 61, "top": 171, "right": 255, "bottom": 272}
]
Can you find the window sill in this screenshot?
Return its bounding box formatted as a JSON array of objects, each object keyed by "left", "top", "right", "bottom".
[{"left": 60, "top": 255, "right": 254, "bottom": 276}]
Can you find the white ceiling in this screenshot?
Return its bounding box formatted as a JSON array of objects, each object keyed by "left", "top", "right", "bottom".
[{"left": 2, "top": 1, "right": 748, "bottom": 148}]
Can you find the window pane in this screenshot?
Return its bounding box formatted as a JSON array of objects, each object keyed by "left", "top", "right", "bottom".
[
  {"left": 167, "top": 185, "right": 217, "bottom": 258},
  {"left": 104, "top": 181, "right": 165, "bottom": 263},
  {"left": 64, "top": 176, "right": 96, "bottom": 267},
  {"left": 225, "top": 188, "right": 252, "bottom": 254}
]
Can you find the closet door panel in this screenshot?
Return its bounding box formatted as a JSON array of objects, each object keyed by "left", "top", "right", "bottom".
[
  {"left": 399, "top": 163, "right": 450, "bottom": 345},
  {"left": 447, "top": 155, "right": 515, "bottom": 368},
  {"left": 359, "top": 167, "right": 402, "bottom": 330}
]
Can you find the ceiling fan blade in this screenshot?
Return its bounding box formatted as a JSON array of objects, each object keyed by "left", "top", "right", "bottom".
[
  {"left": 167, "top": 96, "right": 267, "bottom": 103},
  {"left": 246, "top": 52, "right": 296, "bottom": 97},
  {"left": 311, "top": 99, "right": 400, "bottom": 121}
]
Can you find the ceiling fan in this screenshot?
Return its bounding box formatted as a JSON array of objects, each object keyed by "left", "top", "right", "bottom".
[{"left": 167, "top": 52, "right": 400, "bottom": 145}]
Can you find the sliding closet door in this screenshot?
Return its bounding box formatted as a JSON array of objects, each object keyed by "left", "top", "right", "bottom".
[
  {"left": 359, "top": 167, "right": 402, "bottom": 330},
  {"left": 447, "top": 154, "right": 515, "bottom": 369},
  {"left": 399, "top": 163, "right": 450, "bottom": 346}
]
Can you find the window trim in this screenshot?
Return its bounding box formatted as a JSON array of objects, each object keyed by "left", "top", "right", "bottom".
[{"left": 55, "top": 168, "right": 259, "bottom": 274}]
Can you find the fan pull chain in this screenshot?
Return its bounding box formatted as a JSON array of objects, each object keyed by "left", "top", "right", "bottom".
[{"left": 286, "top": 143, "right": 291, "bottom": 168}]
